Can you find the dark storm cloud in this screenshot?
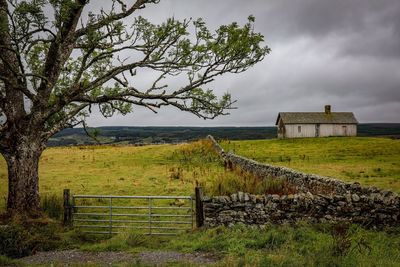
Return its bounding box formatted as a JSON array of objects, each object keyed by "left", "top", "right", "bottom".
[
  {"left": 86, "top": 0, "right": 400, "bottom": 126},
  {"left": 266, "top": 0, "right": 400, "bottom": 59}
]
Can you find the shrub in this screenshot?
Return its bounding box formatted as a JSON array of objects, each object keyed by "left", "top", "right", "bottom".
[
  {"left": 0, "top": 224, "right": 32, "bottom": 258},
  {"left": 0, "top": 221, "right": 63, "bottom": 258}
]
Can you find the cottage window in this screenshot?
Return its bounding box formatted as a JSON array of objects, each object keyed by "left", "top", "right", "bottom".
[{"left": 298, "top": 126, "right": 301, "bottom": 133}]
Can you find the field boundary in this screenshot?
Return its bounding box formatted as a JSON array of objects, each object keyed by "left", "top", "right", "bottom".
[
  {"left": 204, "top": 135, "right": 400, "bottom": 227},
  {"left": 207, "top": 135, "right": 397, "bottom": 196}
]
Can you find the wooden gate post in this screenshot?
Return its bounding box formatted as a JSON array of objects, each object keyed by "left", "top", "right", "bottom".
[
  {"left": 195, "top": 187, "right": 204, "bottom": 228},
  {"left": 63, "top": 189, "right": 72, "bottom": 226}
]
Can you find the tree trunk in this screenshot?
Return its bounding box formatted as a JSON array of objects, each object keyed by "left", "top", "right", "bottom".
[{"left": 2, "top": 137, "right": 45, "bottom": 218}]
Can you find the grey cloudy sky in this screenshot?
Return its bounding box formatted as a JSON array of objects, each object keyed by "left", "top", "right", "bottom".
[{"left": 86, "top": 0, "right": 400, "bottom": 126}]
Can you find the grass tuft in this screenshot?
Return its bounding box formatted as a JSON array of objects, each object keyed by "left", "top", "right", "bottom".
[{"left": 41, "top": 194, "right": 64, "bottom": 220}]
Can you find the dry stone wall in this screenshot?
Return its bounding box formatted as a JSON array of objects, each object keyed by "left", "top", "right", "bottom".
[{"left": 204, "top": 135, "right": 400, "bottom": 227}]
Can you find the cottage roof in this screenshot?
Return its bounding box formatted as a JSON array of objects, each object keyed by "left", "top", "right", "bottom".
[{"left": 275, "top": 112, "right": 358, "bottom": 125}]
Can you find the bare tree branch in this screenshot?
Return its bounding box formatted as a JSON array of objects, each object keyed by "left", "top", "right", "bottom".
[
  {"left": 81, "top": 120, "right": 101, "bottom": 144},
  {"left": 0, "top": 0, "right": 27, "bottom": 119},
  {"left": 74, "top": 0, "right": 156, "bottom": 38},
  {"left": 16, "top": 27, "right": 57, "bottom": 43},
  {"left": 42, "top": 103, "right": 89, "bottom": 139},
  {"left": 36, "top": 0, "right": 87, "bottom": 101}
]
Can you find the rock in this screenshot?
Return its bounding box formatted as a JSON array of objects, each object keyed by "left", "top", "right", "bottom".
[
  {"left": 230, "top": 193, "right": 238, "bottom": 202},
  {"left": 244, "top": 193, "right": 250, "bottom": 202},
  {"left": 383, "top": 197, "right": 392, "bottom": 205},
  {"left": 374, "top": 194, "right": 384, "bottom": 203},
  {"left": 333, "top": 195, "right": 345, "bottom": 201},
  {"left": 271, "top": 194, "right": 280, "bottom": 201},
  {"left": 220, "top": 210, "right": 237, "bottom": 216},
  {"left": 264, "top": 195, "right": 272, "bottom": 203},
  {"left": 212, "top": 197, "right": 224, "bottom": 203},
  {"left": 367, "top": 186, "right": 379, "bottom": 193},
  {"left": 202, "top": 196, "right": 211, "bottom": 202},
  {"left": 232, "top": 203, "right": 246, "bottom": 208},
  {"left": 352, "top": 194, "right": 360, "bottom": 202},
  {"left": 350, "top": 182, "right": 361, "bottom": 191},
  {"left": 219, "top": 215, "right": 233, "bottom": 223},
  {"left": 205, "top": 203, "right": 223, "bottom": 209},
  {"left": 255, "top": 203, "right": 263, "bottom": 209},
  {"left": 223, "top": 196, "right": 231, "bottom": 203},
  {"left": 238, "top": 192, "right": 244, "bottom": 202}
]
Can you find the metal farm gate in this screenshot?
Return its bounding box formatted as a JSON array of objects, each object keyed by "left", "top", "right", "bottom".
[{"left": 63, "top": 190, "right": 195, "bottom": 236}]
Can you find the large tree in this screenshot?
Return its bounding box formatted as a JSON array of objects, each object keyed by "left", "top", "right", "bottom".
[{"left": 0, "top": 0, "right": 269, "bottom": 217}]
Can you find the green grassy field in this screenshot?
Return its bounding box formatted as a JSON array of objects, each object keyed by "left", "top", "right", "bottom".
[
  {"left": 221, "top": 137, "right": 400, "bottom": 192},
  {"left": 1, "top": 137, "right": 399, "bottom": 208},
  {"left": 0, "top": 141, "right": 226, "bottom": 210}
]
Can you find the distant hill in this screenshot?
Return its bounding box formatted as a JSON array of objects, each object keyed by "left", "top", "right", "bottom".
[
  {"left": 357, "top": 123, "right": 400, "bottom": 137},
  {"left": 47, "top": 123, "right": 400, "bottom": 146}
]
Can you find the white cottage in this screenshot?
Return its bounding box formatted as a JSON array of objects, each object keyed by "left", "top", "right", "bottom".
[{"left": 276, "top": 105, "right": 358, "bottom": 139}]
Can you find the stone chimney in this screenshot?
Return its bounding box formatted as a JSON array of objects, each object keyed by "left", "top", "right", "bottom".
[{"left": 325, "top": 105, "right": 331, "bottom": 114}]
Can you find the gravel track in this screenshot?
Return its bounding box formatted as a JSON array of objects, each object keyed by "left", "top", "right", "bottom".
[{"left": 19, "top": 250, "right": 217, "bottom": 266}]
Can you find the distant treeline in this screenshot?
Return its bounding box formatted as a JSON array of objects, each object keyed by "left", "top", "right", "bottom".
[
  {"left": 357, "top": 123, "right": 400, "bottom": 137},
  {"left": 47, "top": 123, "right": 400, "bottom": 147}
]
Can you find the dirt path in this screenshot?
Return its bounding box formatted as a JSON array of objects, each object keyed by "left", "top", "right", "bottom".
[
  {"left": 19, "top": 250, "right": 217, "bottom": 266},
  {"left": 20, "top": 250, "right": 135, "bottom": 266}
]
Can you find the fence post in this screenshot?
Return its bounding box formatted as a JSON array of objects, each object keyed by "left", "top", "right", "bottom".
[
  {"left": 148, "top": 198, "right": 152, "bottom": 235},
  {"left": 63, "top": 189, "right": 72, "bottom": 226},
  {"left": 109, "top": 197, "right": 113, "bottom": 236},
  {"left": 195, "top": 187, "right": 204, "bottom": 228}
]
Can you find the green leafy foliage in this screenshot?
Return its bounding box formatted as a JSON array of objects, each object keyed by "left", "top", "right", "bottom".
[{"left": 5, "top": 0, "right": 270, "bottom": 133}]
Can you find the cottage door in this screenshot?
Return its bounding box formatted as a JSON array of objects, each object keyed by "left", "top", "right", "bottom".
[
  {"left": 315, "top": 124, "right": 320, "bottom": 137},
  {"left": 342, "top": 125, "right": 348, "bottom": 136}
]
